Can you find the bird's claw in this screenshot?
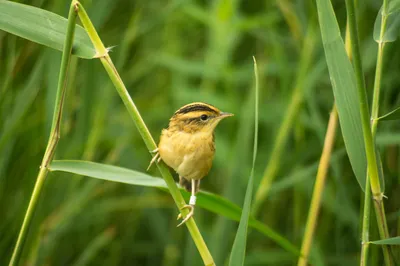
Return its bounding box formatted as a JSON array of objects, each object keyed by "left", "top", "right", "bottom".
[
  {"left": 147, "top": 148, "right": 161, "bottom": 171},
  {"left": 177, "top": 204, "right": 194, "bottom": 227},
  {"left": 150, "top": 148, "right": 159, "bottom": 154}
]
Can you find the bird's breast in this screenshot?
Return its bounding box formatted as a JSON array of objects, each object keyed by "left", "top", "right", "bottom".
[{"left": 158, "top": 129, "right": 215, "bottom": 180}]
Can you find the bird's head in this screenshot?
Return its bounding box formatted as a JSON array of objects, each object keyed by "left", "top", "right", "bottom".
[{"left": 169, "top": 102, "right": 233, "bottom": 133}]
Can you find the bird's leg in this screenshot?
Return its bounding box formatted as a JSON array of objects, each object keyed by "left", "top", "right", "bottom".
[
  {"left": 147, "top": 148, "right": 160, "bottom": 171},
  {"left": 177, "top": 179, "right": 197, "bottom": 227}
]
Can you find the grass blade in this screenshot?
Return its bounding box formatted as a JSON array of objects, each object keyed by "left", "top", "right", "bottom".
[
  {"left": 370, "top": 237, "right": 400, "bottom": 245},
  {"left": 377, "top": 106, "right": 400, "bottom": 121},
  {"left": 228, "top": 57, "right": 259, "bottom": 266},
  {"left": 49, "top": 160, "right": 299, "bottom": 256},
  {"left": 0, "top": 0, "right": 95, "bottom": 59},
  {"left": 50, "top": 160, "right": 168, "bottom": 188},
  {"left": 315, "top": 0, "right": 367, "bottom": 190}
]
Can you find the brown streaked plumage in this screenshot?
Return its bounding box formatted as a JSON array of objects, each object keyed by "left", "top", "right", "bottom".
[{"left": 148, "top": 102, "right": 233, "bottom": 226}]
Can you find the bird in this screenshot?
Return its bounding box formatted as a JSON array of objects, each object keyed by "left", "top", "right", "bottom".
[{"left": 148, "top": 102, "right": 233, "bottom": 226}]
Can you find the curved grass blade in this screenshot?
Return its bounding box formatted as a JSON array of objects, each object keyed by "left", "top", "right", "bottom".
[
  {"left": 50, "top": 160, "right": 168, "bottom": 188},
  {"left": 0, "top": 0, "right": 95, "bottom": 59},
  {"left": 228, "top": 57, "right": 259, "bottom": 266},
  {"left": 49, "top": 160, "right": 299, "bottom": 256},
  {"left": 316, "top": 0, "right": 367, "bottom": 190},
  {"left": 370, "top": 236, "right": 400, "bottom": 245}
]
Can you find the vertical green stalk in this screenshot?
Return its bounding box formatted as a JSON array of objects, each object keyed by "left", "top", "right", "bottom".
[
  {"left": 371, "top": 0, "right": 388, "bottom": 125},
  {"left": 345, "top": 0, "right": 391, "bottom": 265},
  {"left": 297, "top": 106, "right": 338, "bottom": 266},
  {"left": 360, "top": 174, "right": 371, "bottom": 266},
  {"left": 252, "top": 28, "right": 315, "bottom": 215},
  {"left": 73, "top": 2, "right": 214, "bottom": 265},
  {"left": 8, "top": 3, "right": 77, "bottom": 266},
  {"left": 360, "top": 1, "right": 389, "bottom": 265}
]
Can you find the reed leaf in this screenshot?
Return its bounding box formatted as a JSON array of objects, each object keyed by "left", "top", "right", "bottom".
[
  {"left": 377, "top": 106, "right": 400, "bottom": 121},
  {"left": 49, "top": 160, "right": 299, "bottom": 256},
  {"left": 315, "top": 0, "right": 367, "bottom": 190},
  {"left": 370, "top": 236, "right": 400, "bottom": 245},
  {"left": 228, "top": 57, "right": 259, "bottom": 266},
  {"left": 0, "top": 0, "right": 95, "bottom": 58}
]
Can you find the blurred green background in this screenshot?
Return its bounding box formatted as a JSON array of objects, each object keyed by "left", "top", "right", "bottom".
[{"left": 1, "top": 0, "right": 400, "bottom": 265}]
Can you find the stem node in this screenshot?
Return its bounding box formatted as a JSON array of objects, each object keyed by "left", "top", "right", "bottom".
[
  {"left": 373, "top": 193, "right": 384, "bottom": 201},
  {"left": 94, "top": 50, "right": 109, "bottom": 58}
]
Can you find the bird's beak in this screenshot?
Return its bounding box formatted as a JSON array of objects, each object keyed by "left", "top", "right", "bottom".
[{"left": 219, "top": 112, "right": 234, "bottom": 118}]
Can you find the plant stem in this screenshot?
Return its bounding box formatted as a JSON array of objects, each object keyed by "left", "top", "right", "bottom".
[
  {"left": 73, "top": 2, "right": 214, "bottom": 265},
  {"left": 364, "top": 1, "right": 390, "bottom": 265},
  {"left": 297, "top": 106, "right": 338, "bottom": 266},
  {"left": 360, "top": 174, "right": 371, "bottom": 266},
  {"left": 9, "top": 168, "right": 47, "bottom": 266},
  {"left": 345, "top": 0, "right": 391, "bottom": 265},
  {"left": 8, "top": 3, "right": 77, "bottom": 266},
  {"left": 371, "top": 7, "right": 387, "bottom": 123}
]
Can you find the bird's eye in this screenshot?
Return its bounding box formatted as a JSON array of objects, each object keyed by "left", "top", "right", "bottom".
[{"left": 200, "top": 114, "right": 208, "bottom": 121}]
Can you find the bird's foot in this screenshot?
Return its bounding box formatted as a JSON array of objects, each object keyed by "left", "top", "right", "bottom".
[
  {"left": 177, "top": 204, "right": 194, "bottom": 227},
  {"left": 150, "top": 148, "right": 159, "bottom": 154},
  {"left": 147, "top": 148, "right": 161, "bottom": 171}
]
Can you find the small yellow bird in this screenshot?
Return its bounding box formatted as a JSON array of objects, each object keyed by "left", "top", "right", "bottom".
[{"left": 148, "top": 102, "right": 233, "bottom": 226}]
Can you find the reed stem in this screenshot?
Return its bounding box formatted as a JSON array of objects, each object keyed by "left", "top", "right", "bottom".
[
  {"left": 297, "top": 106, "right": 338, "bottom": 266},
  {"left": 8, "top": 3, "right": 77, "bottom": 265},
  {"left": 345, "top": 0, "right": 391, "bottom": 264},
  {"left": 73, "top": 1, "right": 214, "bottom": 264}
]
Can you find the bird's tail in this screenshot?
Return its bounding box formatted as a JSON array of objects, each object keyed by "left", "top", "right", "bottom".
[{"left": 179, "top": 177, "right": 200, "bottom": 193}]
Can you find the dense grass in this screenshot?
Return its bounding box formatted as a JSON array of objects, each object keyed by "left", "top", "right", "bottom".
[{"left": 1, "top": 0, "right": 400, "bottom": 265}]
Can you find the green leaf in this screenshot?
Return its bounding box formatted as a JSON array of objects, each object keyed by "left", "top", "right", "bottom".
[
  {"left": 229, "top": 57, "right": 259, "bottom": 266},
  {"left": 50, "top": 160, "right": 167, "bottom": 188},
  {"left": 370, "top": 236, "right": 400, "bottom": 245},
  {"left": 377, "top": 106, "right": 400, "bottom": 121},
  {"left": 49, "top": 160, "right": 299, "bottom": 256},
  {"left": 316, "top": 0, "right": 367, "bottom": 190},
  {"left": 374, "top": 1, "right": 400, "bottom": 43},
  {"left": 0, "top": 0, "right": 95, "bottom": 59}
]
